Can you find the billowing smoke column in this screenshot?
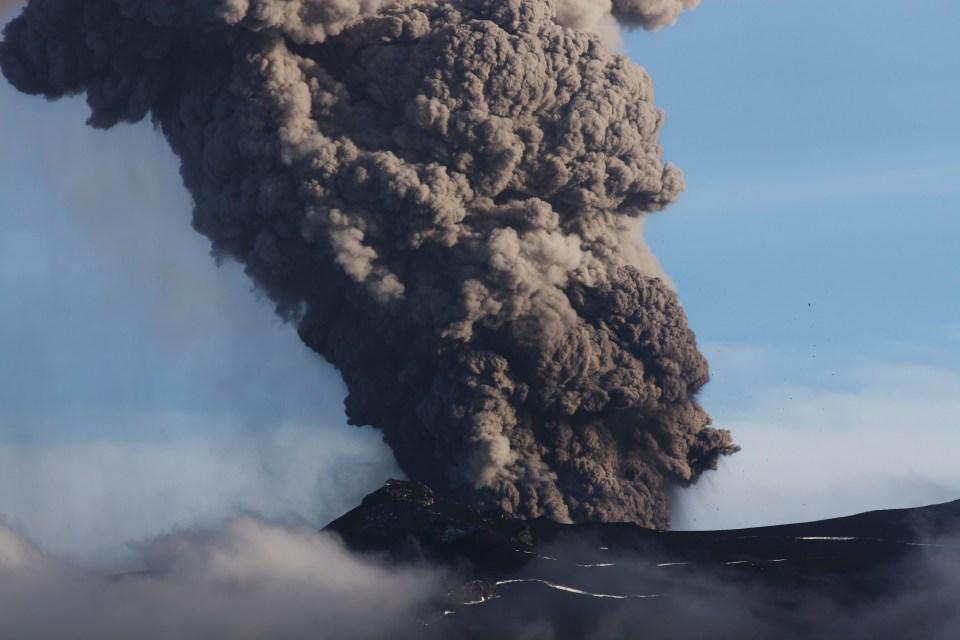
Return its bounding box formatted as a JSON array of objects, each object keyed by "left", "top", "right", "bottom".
[{"left": 0, "top": 0, "right": 736, "bottom": 527}]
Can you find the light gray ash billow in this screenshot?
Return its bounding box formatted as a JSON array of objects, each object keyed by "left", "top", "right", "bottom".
[{"left": 1, "top": 0, "right": 736, "bottom": 527}]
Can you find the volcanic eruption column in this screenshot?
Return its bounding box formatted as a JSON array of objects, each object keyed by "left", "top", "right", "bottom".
[{"left": 0, "top": 0, "right": 737, "bottom": 527}]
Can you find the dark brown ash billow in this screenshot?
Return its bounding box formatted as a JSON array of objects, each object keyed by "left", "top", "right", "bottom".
[{"left": 1, "top": 0, "right": 736, "bottom": 527}]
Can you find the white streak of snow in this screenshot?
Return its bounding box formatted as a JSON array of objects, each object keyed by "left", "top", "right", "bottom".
[{"left": 495, "top": 579, "right": 661, "bottom": 600}]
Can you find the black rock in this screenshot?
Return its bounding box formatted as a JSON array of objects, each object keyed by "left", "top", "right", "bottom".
[
  {"left": 324, "top": 480, "right": 960, "bottom": 639},
  {"left": 324, "top": 479, "right": 534, "bottom": 573}
]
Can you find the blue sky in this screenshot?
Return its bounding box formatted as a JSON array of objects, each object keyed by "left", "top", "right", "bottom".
[
  {"left": 0, "top": 1, "right": 958, "bottom": 564},
  {"left": 626, "top": 0, "right": 960, "bottom": 528}
]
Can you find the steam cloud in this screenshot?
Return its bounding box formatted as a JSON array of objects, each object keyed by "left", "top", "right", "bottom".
[
  {"left": 0, "top": 517, "right": 444, "bottom": 639},
  {"left": 3, "top": 517, "right": 959, "bottom": 640},
  {"left": 1, "top": 0, "right": 736, "bottom": 527}
]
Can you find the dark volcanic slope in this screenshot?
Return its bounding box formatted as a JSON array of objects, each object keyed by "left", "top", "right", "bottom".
[{"left": 325, "top": 480, "right": 960, "bottom": 639}]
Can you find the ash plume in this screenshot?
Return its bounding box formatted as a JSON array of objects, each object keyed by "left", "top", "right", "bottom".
[{"left": 0, "top": 0, "right": 736, "bottom": 527}]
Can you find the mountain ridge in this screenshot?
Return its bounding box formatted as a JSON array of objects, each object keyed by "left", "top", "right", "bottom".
[{"left": 324, "top": 480, "right": 960, "bottom": 638}]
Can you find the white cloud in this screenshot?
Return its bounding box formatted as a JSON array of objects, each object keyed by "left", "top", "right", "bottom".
[
  {"left": 671, "top": 336, "right": 960, "bottom": 530},
  {"left": 678, "top": 155, "right": 960, "bottom": 218}
]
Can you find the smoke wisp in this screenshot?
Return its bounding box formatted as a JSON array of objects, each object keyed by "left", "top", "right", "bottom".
[
  {"left": 1, "top": 0, "right": 736, "bottom": 527},
  {"left": 554, "top": 0, "right": 700, "bottom": 45}
]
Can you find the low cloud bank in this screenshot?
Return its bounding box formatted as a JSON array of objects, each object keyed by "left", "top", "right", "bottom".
[
  {"left": 672, "top": 338, "right": 960, "bottom": 530},
  {"left": 0, "top": 426, "right": 401, "bottom": 567},
  {"left": 0, "top": 515, "right": 446, "bottom": 640}
]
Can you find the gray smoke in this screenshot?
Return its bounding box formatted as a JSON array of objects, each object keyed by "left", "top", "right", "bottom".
[
  {"left": 611, "top": 0, "right": 699, "bottom": 30},
  {"left": 0, "top": 0, "right": 736, "bottom": 527},
  {"left": 554, "top": 0, "right": 700, "bottom": 43},
  {"left": 0, "top": 516, "right": 445, "bottom": 640}
]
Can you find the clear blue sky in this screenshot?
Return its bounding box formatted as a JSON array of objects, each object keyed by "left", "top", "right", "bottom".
[
  {"left": 622, "top": 0, "right": 960, "bottom": 528},
  {"left": 0, "top": 1, "right": 957, "bottom": 565}
]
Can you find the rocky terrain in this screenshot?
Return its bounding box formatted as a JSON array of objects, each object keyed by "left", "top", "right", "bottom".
[{"left": 326, "top": 480, "right": 960, "bottom": 639}]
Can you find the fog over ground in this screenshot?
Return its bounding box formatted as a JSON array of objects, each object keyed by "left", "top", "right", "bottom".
[{"left": 0, "top": 516, "right": 446, "bottom": 640}]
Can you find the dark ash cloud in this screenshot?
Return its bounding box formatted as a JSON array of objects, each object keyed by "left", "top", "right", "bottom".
[{"left": 0, "top": 0, "right": 735, "bottom": 527}]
